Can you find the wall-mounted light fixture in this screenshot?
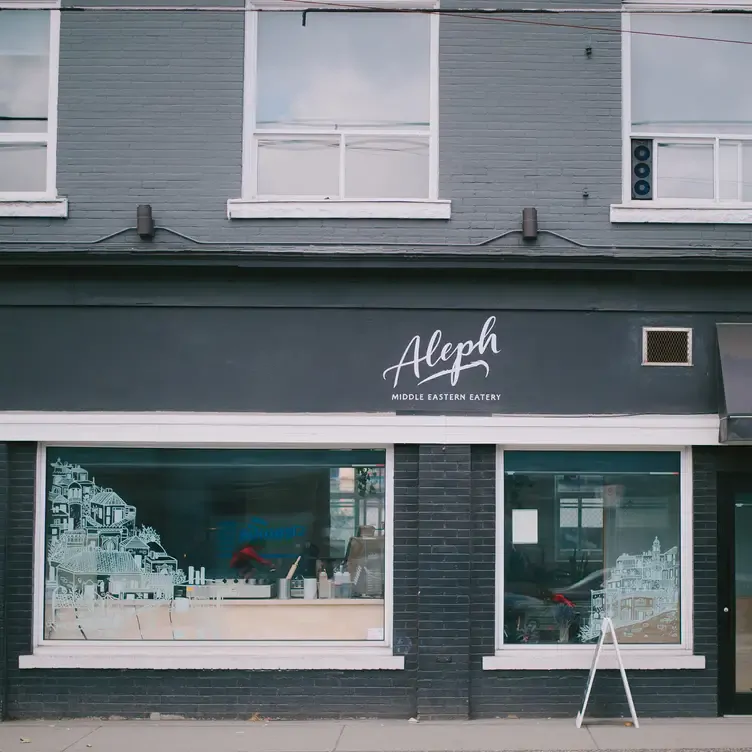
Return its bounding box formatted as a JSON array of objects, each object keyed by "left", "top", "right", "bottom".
[
  {"left": 136, "top": 204, "right": 155, "bottom": 240},
  {"left": 522, "top": 207, "right": 538, "bottom": 241}
]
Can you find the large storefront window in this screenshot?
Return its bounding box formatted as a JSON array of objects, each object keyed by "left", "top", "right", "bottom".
[
  {"left": 502, "top": 451, "right": 681, "bottom": 646},
  {"left": 43, "top": 448, "right": 387, "bottom": 641}
]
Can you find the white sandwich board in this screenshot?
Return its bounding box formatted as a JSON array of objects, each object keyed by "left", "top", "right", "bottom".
[{"left": 575, "top": 616, "right": 639, "bottom": 729}]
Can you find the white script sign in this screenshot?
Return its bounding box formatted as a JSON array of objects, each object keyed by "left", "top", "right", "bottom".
[{"left": 382, "top": 316, "right": 502, "bottom": 388}]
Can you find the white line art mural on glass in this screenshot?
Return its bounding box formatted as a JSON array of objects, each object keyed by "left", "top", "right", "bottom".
[
  {"left": 45, "top": 459, "right": 194, "bottom": 639},
  {"left": 580, "top": 536, "right": 680, "bottom": 644}
]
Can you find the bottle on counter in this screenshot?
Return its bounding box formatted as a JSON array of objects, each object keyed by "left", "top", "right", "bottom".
[{"left": 318, "top": 570, "right": 330, "bottom": 599}]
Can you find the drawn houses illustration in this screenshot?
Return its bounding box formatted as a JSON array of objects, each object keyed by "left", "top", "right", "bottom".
[
  {"left": 583, "top": 535, "right": 680, "bottom": 641},
  {"left": 46, "top": 460, "right": 185, "bottom": 609}
]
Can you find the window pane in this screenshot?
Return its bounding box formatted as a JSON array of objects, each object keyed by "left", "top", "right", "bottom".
[
  {"left": 345, "top": 136, "right": 429, "bottom": 199},
  {"left": 44, "top": 448, "right": 387, "bottom": 641},
  {"left": 257, "top": 137, "right": 339, "bottom": 198},
  {"left": 503, "top": 452, "right": 681, "bottom": 646},
  {"left": 720, "top": 141, "right": 741, "bottom": 201},
  {"left": 0, "top": 143, "right": 46, "bottom": 191},
  {"left": 256, "top": 12, "right": 429, "bottom": 131},
  {"left": 0, "top": 10, "right": 50, "bottom": 133},
  {"left": 657, "top": 142, "right": 714, "bottom": 199},
  {"left": 631, "top": 14, "right": 752, "bottom": 135},
  {"left": 743, "top": 144, "right": 752, "bottom": 202}
]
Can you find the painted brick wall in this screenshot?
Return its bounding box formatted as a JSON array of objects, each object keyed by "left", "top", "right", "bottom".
[
  {"left": 2, "top": 0, "right": 751, "bottom": 252},
  {"left": 417, "top": 445, "right": 472, "bottom": 719},
  {"left": 470, "top": 446, "right": 719, "bottom": 719},
  {"left": 0, "top": 442, "right": 723, "bottom": 719},
  {"left": 0, "top": 443, "right": 8, "bottom": 719},
  {"left": 4, "top": 444, "right": 418, "bottom": 720}
]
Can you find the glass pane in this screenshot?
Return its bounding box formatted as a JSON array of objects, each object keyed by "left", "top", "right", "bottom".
[
  {"left": 631, "top": 14, "right": 752, "bottom": 135},
  {"left": 256, "top": 12, "right": 429, "bottom": 131},
  {"left": 735, "top": 494, "right": 752, "bottom": 694},
  {"left": 0, "top": 143, "right": 46, "bottom": 191},
  {"left": 345, "top": 137, "right": 429, "bottom": 199},
  {"left": 720, "top": 142, "right": 741, "bottom": 201},
  {"left": 256, "top": 137, "right": 339, "bottom": 198},
  {"left": 657, "top": 142, "right": 714, "bottom": 199},
  {"left": 0, "top": 10, "right": 50, "bottom": 133},
  {"left": 503, "top": 452, "right": 681, "bottom": 646},
  {"left": 743, "top": 145, "right": 752, "bottom": 202},
  {"left": 44, "top": 448, "right": 387, "bottom": 641}
]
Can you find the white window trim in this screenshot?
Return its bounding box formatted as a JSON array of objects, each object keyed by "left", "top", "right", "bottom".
[
  {"left": 0, "top": 0, "right": 67, "bottom": 218},
  {"left": 612, "top": 3, "right": 752, "bottom": 224},
  {"left": 0, "top": 412, "right": 720, "bottom": 447},
  {"left": 21, "top": 441, "right": 401, "bottom": 670},
  {"left": 484, "top": 445, "right": 706, "bottom": 671},
  {"left": 228, "top": 0, "right": 448, "bottom": 220}
]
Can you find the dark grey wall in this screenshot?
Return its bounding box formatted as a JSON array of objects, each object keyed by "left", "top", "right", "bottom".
[
  {"left": 3, "top": 443, "right": 722, "bottom": 719},
  {"left": 469, "top": 445, "right": 719, "bottom": 719},
  {"left": 4, "top": 443, "right": 418, "bottom": 720},
  {"left": 0, "top": 304, "right": 733, "bottom": 414},
  {"left": 0, "top": 444, "right": 8, "bottom": 720},
  {"left": 5, "top": 269, "right": 752, "bottom": 414},
  {"left": 2, "top": 0, "right": 752, "bottom": 254}
]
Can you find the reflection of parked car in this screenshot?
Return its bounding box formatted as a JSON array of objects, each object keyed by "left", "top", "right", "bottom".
[{"left": 504, "top": 589, "right": 582, "bottom": 644}]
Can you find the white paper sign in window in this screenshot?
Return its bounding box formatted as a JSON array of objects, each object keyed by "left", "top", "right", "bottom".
[{"left": 511, "top": 509, "right": 538, "bottom": 545}]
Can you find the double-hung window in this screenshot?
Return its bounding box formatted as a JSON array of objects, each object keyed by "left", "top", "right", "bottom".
[
  {"left": 228, "top": 0, "right": 448, "bottom": 219},
  {"left": 0, "top": 1, "right": 66, "bottom": 217},
  {"left": 613, "top": 1, "right": 752, "bottom": 223}
]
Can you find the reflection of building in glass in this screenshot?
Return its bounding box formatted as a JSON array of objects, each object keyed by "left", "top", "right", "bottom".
[{"left": 586, "top": 536, "right": 679, "bottom": 639}]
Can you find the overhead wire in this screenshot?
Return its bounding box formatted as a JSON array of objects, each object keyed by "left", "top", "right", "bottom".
[{"left": 4, "top": 2, "right": 752, "bottom": 47}]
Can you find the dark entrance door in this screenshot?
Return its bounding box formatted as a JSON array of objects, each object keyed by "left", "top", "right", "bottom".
[{"left": 719, "top": 474, "right": 752, "bottom": 714}]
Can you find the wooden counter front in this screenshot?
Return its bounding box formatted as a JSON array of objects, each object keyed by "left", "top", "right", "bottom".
[{"left": 46, "top": 597, "right": 385, "bottom": 641}]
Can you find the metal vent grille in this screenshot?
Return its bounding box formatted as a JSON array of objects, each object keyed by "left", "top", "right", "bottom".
[{"left": 642, "top": 327, "right": 692, "bottom": 366}]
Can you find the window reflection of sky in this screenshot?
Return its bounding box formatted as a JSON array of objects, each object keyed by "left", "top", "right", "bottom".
[
  {"left": 256, "top": 12, "right": 429, "bottom": 130},
  {"left": 631, "top": 14, "right": 752, "bottom": 134}
]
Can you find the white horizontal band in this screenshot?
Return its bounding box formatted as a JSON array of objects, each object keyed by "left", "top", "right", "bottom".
[
  {"left": 0, "top": 412, "right": 720, "bottom": 446},
  {"left": 20, "top": 646, "right": 404, "bottom": 671},
  {"left": 227, "top": 199, "right": 451, "bottom": 220},
  {"left": 483, "top": 649, "right": 705, "bottom": 671},
  {"left": 0, "top": 198, "right": 68, "bottom": 218},
  {"left": 611, "top": 203, "right": 752, "bottom": 224}
]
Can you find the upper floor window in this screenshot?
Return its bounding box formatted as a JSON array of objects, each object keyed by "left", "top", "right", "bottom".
[
  {"left": 228, "top": 1, "right": 448, "bottom": 220},
  {"left": 0, "top": 1, "right": 65, "bottom": 216},
  {"left": 614, "top": 2, "right": 752, "bottom": 222}
]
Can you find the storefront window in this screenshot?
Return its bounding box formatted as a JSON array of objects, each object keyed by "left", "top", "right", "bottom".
[
  {"left": 502, "top": 451, "right": 681, "bottom": 646},
  {"left": 43, "top": 448, "right": 387, "bottom": 641}
]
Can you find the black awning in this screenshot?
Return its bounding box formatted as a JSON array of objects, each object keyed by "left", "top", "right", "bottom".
[{"left": 718, "top": 323, "right": 752, "bottom": 443}]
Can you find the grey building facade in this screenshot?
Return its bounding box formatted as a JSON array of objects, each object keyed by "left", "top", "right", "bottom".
[{"left": 2, "top": 0, "right": 752, "bottom": 722}]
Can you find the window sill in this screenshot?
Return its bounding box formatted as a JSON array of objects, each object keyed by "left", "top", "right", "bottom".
[
  {"left": 226, "top": 199, "right": 451, "bottom": 220},
  {"left": 483, "top": 649, "right": 705, "bottom": 671},
  {"left": 19, "top": 646, "right": 405, "bottom": 671},
  {"left": 610, "top": 203, "right": 752, "bottom": 224},
  {"left": 0, "top": 198, "right": 68, "bottom": 218}
]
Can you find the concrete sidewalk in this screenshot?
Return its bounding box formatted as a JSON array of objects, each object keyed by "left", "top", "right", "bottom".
[{"left": 1, "top": 718, "right": 752, "bottom": 752}]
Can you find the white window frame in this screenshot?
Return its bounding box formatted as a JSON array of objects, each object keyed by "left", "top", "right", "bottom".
[
  {"left": 611, "top": 1, "right": 752, "bottom": 223},
  {"left": 484, "top": 445, "right": 706, "bottom": 671},
  {"left": 227, "top": 0, "right": 450, "bottom": 220},
  {"left": 0, "top": 0, "right": 67, "bottom": 217},
  {"left": 21, "top": 439, "right": 400, "bottom": 670}
]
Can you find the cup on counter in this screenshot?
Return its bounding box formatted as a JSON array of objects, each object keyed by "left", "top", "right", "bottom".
[
  {"left": 277, "top": 578, "right": 291, "bottom": 600},
  {"left": 303, "top": 578, "right": 318, "bottom": 600}
]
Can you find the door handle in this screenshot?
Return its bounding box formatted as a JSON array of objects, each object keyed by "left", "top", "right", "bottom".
[{"left": 723, "top": 607, "right": 730, "bottom": 613}]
